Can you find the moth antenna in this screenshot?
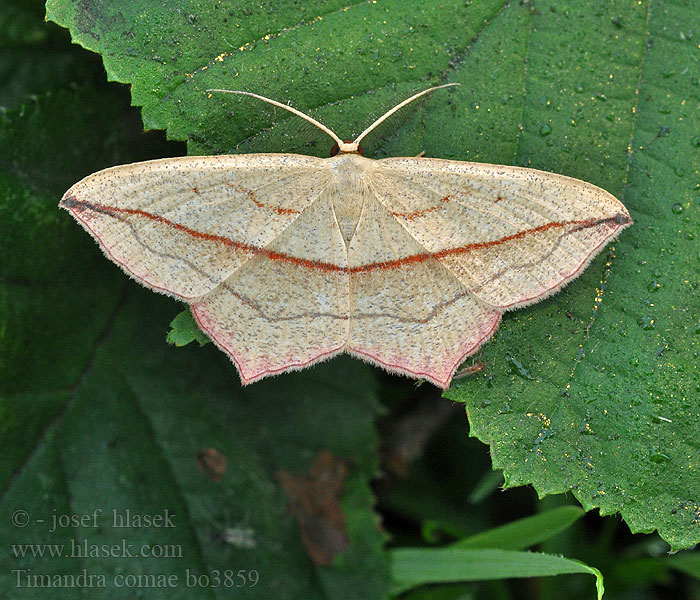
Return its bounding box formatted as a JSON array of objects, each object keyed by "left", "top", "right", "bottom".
[
  {"left": 207, "top": 89, "right": 346, "bottom": 149},
  {"left": 353, "top": 83, "right": 460, "bottom": 147}
]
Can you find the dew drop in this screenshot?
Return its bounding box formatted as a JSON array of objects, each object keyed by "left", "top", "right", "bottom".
[
  {"left": 674, "top": 166, "right": 684, "bottom": 177},
  {"left": 692, "top": 136, "right": 700, "bottom": 147},
  {"left": 638, "top": 316, "right": 655, "bottom": 330},
  {"left": 658, "top": 105, "right": 671, "bottom": 114},
  {"left": 672, "top": 203, "right": 684, "bottom": 214},
  {"left": 647, "top": 280, "right": 662, "bottom": 292},
  {"left": 540, "top": 123, "right": 552, "bottom": 136}
]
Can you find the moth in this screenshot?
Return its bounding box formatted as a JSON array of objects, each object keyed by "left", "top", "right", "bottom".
[{"left": 60, "top": 84, "right": 632, "bottom": 388}]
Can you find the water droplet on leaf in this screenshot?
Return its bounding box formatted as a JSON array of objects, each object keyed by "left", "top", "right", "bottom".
[{"left": 638, "top": 316, "right": 655, "bottom": 330}]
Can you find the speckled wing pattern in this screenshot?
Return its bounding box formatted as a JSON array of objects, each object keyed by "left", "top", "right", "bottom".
[{"left": 61, "top": 153, "right": 631, "bottom": 388}]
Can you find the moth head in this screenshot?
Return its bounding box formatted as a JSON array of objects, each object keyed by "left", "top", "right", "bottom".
[{"left": 330, "top": 141, "right": 364, "bottom": 157}]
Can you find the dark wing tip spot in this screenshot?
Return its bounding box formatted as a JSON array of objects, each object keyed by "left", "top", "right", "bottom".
[{"left": 60, "top": 194, "right": 78, "bottom": 208}]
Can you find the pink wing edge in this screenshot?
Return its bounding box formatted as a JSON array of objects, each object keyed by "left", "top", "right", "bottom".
[
  {"left": 494, "top": 216, "right": 632, "bottom": 311},
  {"left": 192, "top": 303, "right": 502, "bottom": 390}
]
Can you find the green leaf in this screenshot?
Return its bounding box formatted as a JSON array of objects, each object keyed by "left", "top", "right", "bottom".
[
  {"left": 44, "top": 0, "right": 506, "bottom": 154},
  {"left": 390, "top": 548, "right": 604, "bottom": 599},
  {"left": 167, "top": 310, "right": 210, "bottom": 347},
  {"left": 466, "top": 469, "right": 503, "bottom": 504},
  {"left": 0, "top": 89, "right": 389, "bottom": 598},
  {"left": 35, "top": 0, "right": 700, "bottom": 570},
  {"left": 452, "top": 506, "right": 585, "bottom": 550}
]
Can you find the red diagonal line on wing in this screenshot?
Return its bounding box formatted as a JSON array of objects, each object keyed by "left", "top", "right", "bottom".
[
  {"left": 226, "top": 183, "right": 300, "bottom": 215},
  {"left": 390, "top": 195, "right": 452, "bottom": 220},
  {"left": 63, "top": 196, "right": 626, "bottom": 274}
]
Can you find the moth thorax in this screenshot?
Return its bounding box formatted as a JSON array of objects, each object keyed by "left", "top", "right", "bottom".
[{"left": 329, "top": 154, "right": 368, "bottom": 243}]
